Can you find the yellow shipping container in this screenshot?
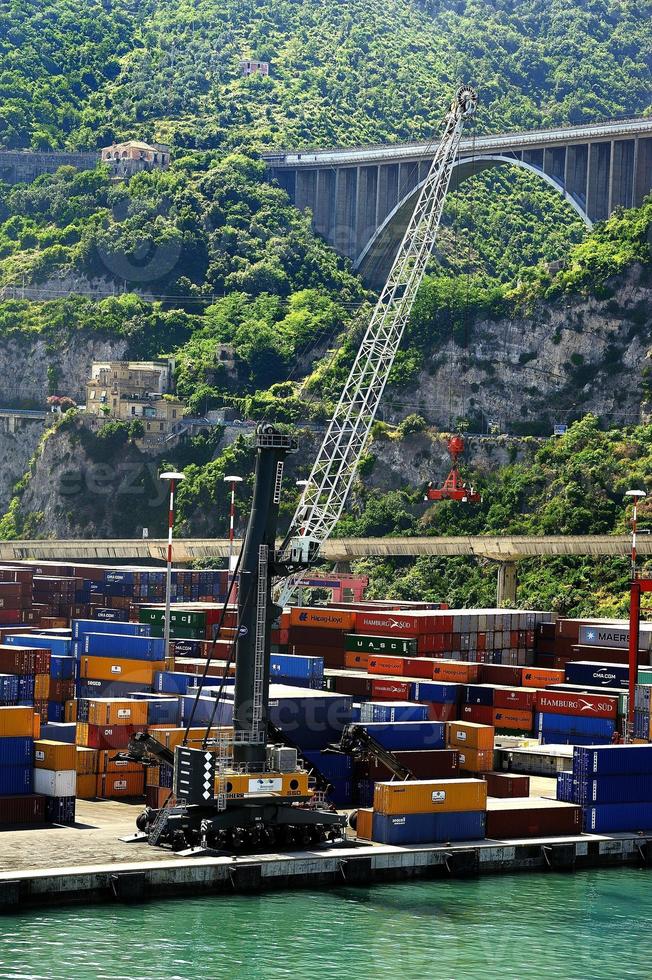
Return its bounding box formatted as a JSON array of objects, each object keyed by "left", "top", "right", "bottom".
[
  {"left": 79, "top": 656, "right": 165, "bottom": 684},
  {"left": 457, "top": 747, "right": 494, "bottom": 773},
  {"left": 218, "top": 771, "right": 310, "bottom": 799},
  {"left": 0, "top": 706, "right": 37, "bottom": 738},
  {"left": 146, "top": 765, "right": 161, "bottom": 787},
  {"left": 374, "top": 778, "right": 488, "bottom": 816},
  {"left": 76, "top": 747, "right": 99, "bottom": 775},
  {"left": 446, "top": 721, "right": 495, "bottom": 751},
  {"left": 34, "top": 739, "right": 76, "bottom": 771},
  {"left": 87, "top": 699, "right": 148, "bottom": 728},
  {"left": 356, "top": 807, "right": 374, "bottom": 841},
  {"left": 34, "top": 674, "right": 50, "bottom": 700},
  {"left": 76, "top": 722, "right": 89, "bottom": 747},
  {"left": 76, "top": 773, "right": 98, "bottom": 799}
]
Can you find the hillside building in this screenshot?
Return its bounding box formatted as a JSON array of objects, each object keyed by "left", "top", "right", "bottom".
[
  {"left": 101, "top": 141, "right": 171, "bottom": 178},
  {"left": 239, "top": 59, "right": 269, "bottom": 77},
  {"left": 85, "top": 359, "right": 185, "bottom": 440}
]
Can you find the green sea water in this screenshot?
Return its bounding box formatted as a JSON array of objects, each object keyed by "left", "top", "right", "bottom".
[{"left": 0, "top": 868, "right": 649, "bottom": 980}]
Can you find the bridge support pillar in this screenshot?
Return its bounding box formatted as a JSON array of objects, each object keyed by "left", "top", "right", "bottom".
[{"left": 496, "top": 561, "right": 517, "bottom": 607}]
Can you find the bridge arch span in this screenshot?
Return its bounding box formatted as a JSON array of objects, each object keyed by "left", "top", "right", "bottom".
[{"left": 356, "top": 155, "right": 592, "bottom": 288}]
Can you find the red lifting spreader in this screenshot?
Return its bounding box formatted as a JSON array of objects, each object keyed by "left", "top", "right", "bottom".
[{"left": 425, "top": 435, "right": 481, "bottom": 505}]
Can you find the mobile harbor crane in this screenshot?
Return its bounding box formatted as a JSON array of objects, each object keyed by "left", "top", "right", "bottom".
[{"left": 128, "top": 87, "right": 478, "bottom": 853}]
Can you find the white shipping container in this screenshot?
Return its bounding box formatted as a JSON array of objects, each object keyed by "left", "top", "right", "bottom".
[{"left": 33, "top": 768, "right": 77, "bottom": 797}]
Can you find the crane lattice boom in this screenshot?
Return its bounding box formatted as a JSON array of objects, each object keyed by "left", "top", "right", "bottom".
[{"left": 278, "top": 86, "right": 477, "bottom": 601}]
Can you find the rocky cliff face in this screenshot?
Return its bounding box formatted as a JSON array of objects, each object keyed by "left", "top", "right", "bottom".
[
  {"left": 0, "top": 419, "right": 47, "bottom": 513},
  {"left": 0, "top": 331, "right": 127, "bottom": 405},
  {"left": 385, "top": 266, "right": 652, "bottom": 433}
]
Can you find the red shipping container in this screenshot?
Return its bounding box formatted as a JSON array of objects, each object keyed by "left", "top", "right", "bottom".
[
  {"left": 394, "top": 749, "right": 459, "bottom": 779},
  {"left": 371, "top": 678, "right": 413, "bottom": 700},
  {"left": 402, "top": 657, "right": 437, "bottom": 679},
  {"left": 288, "top": 626, "right": 347, "bottom": 647},
  {"left": 486, "top": 798, "right": 582, "bottom": 839},
  {"left": 424, "top": 701, "right": 458, "bottom": 722},
  {"left": 0, "top": 646, "right": 50, "bottom": 674},
  {"left": 417, "top": 634, "right": 451, "bottom": 654},
  {"left": 461, "top": 704, "right": 495, "bottom": 725},
  {"left": 355, "top": 611, "right": 435, "bottom": 637},
  {"left": 84, "top": 724, "right": 139, "bottom": 749},
  {"left": 535, "top": 690, "right": 618, "bottom": 719},
  {"left": 326, "top": 672, "right": 372, "bottom": 698},
  {"left": 493, "top": 687, "right": 535, "bottom": 710}
]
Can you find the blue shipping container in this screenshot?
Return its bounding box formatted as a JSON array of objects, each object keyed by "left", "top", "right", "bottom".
[
  {"left": 463, "top": 684, "right": 494, "bottom": 706},
  {"left": 0, "top": 674, "right": 19, "bottom": 702},
  {"left": 359, "top": 701, "right": 429, "bottom": 724},
  {"left": 536, "top": 712, "right": 615, "bottom": 738},
  {"left": 572, "top": 773, "right": 652, "bottom": 805},
  {"left": 5, "top": 635, "right": 71, "bottom": 656},
  {"left": 372, "top": 809, "right": 486, "bottom": 845},
  {"left": 574, "top": 744, "right": 652, "bottom": 777},
  {"left": 556, "top": 771, "right": 573, "bottom": 802},
  {"left": 360, "top": 721, "right": 446, "bottom": 751},
  {"left": 154, "top": 671, "right": 197, "bottom": 695},
  {"left": 180, "top": 695, "right": 233, "bottom": 727},
  {"left": 0, "top": 765, "right": 32, "bottom": 795},
  {"left": 412, "top": 682, "right": 460, "bottom": 705},
  {"left": 565, "top": 662, "right": 629, "bottom": 690},
  {"left": 83, "top": 633, "right": 165, "bottom": 661},
  {"left": 76, "top": 678, "right": 152, "bottom": 700},
  {"left": 44, "top": 796, "right": 76, "bottom": 826},
  {"left": 326, "top": 778, "right": 353, "bottom": 808},
  {"left": 47, "top": 702, "right": 65, "bottom": 723},
  {"left": 303, "top": 750, "right": 353, "bottom": 781},
  {"left": 583, "top": 801, "right": 652, "bottom": 833},
  {"left": 50, "top": 656, "right": 75, "bottom": 680},
  {"left": 73, "top": 619, "right": 150, "bottom": 641},
  {"left": 38, "top": 722, "right": 76, "bottom": 744},
  {"left": 0, "top": 736, "right": 33, "bottom": 766}
]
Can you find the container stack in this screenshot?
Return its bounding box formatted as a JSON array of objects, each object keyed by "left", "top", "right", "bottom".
[
  {"left": 535, "top": 690, "right": 618, "bottom": 745},
  {"left": 0, "top": 565, "right": 34, "bottom": 626},
  {"left": 559, "top": 744, "right": 652, "bottom": 832},
  {"left": 634, "top": 684, "right": 652, "bottom": 740},
  {"left": 33, "top": 738, "right": 76, "bottom": 825},
  {"left": 362, "top": 778, "right": 487, "bottom": 844},
  {"left": 446, "top": 720, "right": 495, "bottom": 773},
  {"left": 0, "top": 706, "right": 43, "bottom": 827}
]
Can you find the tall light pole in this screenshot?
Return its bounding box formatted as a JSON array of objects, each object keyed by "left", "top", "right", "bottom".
[
  {"left": 160, "top": 471, "right": 185, "bottom": 665},
  {"left": 224, "top": 475, "right": 243, "bottom": 575},
  {"left": 626, "top": 489, "right": 646, "bottom": 740},
  {"left": 295, "top": 480, "right": 310, "bottom": 607}
]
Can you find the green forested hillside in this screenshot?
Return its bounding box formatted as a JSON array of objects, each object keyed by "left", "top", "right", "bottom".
[{"left": 2, "top": 0, "right": 650, "bottom": 151}]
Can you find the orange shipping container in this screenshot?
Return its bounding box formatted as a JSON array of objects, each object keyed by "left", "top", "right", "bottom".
[
  {"left": 457, "top": 747, "right": 494, "bottom": 772},
  {"left": 289, "top": 607, "right": 356, "bottom": 631},
  {"left": 79, "top": 656, "right": 165, "bottom": 684},
  {"left": 34, "top": 674, "right": 50, "bottom": 700},
  {"left": 344, "top": 651, "right": 369, "bottom": 670},
  {"left": 520, "top": 667, "right": 565, "bottom": 688},
  {"left": 446, "top": 721, "right": 495, "bottom": 751},
  {"left": 154, "top": 726, "right": 232, "bottom": 752},
  {"left": 87, "top": 699, "right": 148, "bottom": 727},
  {"left": 76, "top": 747, "right": 98, "bottom": 776},
  {"left": 431, "top": 661, "right": 480, "bottom": 684},
  {"left": 367, "top": 655, "right": 404, "bottom": 676},
  {"left": 356, "top": 807, "right": 374, "bottom": 841},
  {"left": 146, "top": 765, "right": 161, "bottom": 787},
  {"left": 96, "top": 771, "right": 145, "bottom": 798},
  {"left": 374, "top": 778, "right": 487, "bottom": 816},
  {"left": 96, "top": 750, "right": 143, "bottom": 774},
  {"left": 34, "top": 739, "right": 76, "bottom": 771},
  {"left": 76, "top": 774, "right": 97, "bottom": 799},
  {"left": 0, "top": 706, "right": 37, "bottom": 737},
  {"left": 492, "top": 708, "right": 533, "bottom": 732}
]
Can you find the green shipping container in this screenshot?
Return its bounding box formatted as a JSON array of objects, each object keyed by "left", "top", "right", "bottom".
[{"left": 344, "top": 633, "right": 417, "bottom": 655}]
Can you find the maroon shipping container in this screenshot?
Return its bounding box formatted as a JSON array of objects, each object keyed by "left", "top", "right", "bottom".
[
  {"left": 0, "top": 645, "right": 50, "bottom": 674},
  {"left": 570, "top": 645, "right": 640, "bottom": 666},
  {"left": 361, "top": 749, "right": 459, "bottom": 782},
  {"left": 0, "top": 583, "right": 25, "bottom": 597},
  {"left": 324, "top": 671, "right": 373, "bottom": 698},
  {"left": 486, "top": 798, "right": 582, "bottom": 839},
  {"left": 0, "top": 566, "right": 33, "bottom": 585},
  {"left": 478, "top": 664, "right": 523, "bottom": 686},
  {"left": 0, "top": 610, "right": 22, "bottom": 624},
  {"left": 493, "top": 687, "right": 536, "bottom": 711},
  {"left": 291, "top": 644, "right": 345, "bottom": 667},
  {"left": 0, "top": 794, "right": 46, "bottom": 826},
  {"left": 483, "top": 771, "right": 530, "bottom": 798},
  {"left": 287, "top": 626, "right": 347, "bottom": 648}
]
